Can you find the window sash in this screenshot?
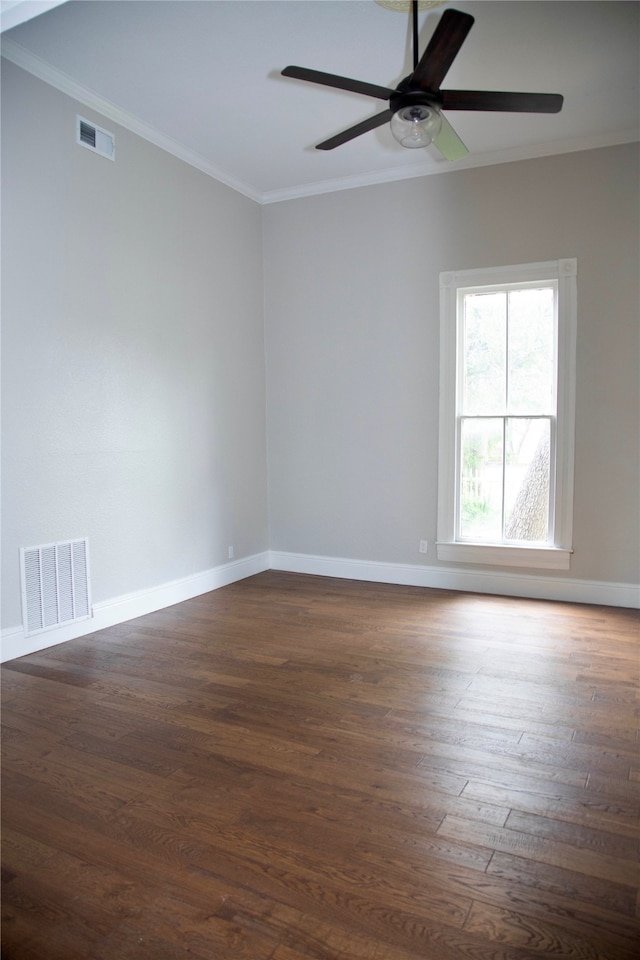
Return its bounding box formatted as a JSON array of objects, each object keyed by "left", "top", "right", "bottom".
[
  {"left": 455, "top": 414, "right": 554, "bottom": 545},
  {"left": 459, "top": 282, "right": 558, "bottom": 419}
]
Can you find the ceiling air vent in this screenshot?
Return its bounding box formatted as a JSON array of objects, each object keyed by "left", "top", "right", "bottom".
[{"left": 76, "top": 115, "right": 115, "bottom": 160}]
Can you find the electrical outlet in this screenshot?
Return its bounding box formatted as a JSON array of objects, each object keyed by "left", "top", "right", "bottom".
[
  {"left": 419, "top": 540, "right": 428, "bottom": 554},
  {"left": 228, "top": 546, "right": 234, "bottom": 560}
]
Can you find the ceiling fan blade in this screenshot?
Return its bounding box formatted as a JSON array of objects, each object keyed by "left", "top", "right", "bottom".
[
  {"left": 432, "top": 114, "right": 469, "bottom": 162},
  {"left": 282, "top": 66, "right": 394, "bottom": 101},
  {"left": 441, "top": 90, "right": 564, "bottom": 113},
  {"left": 411, "top": 9, "right": 474, "bottom": 92},
  {"left": 316, "top": 109, "right": 394, "bottom": 150}
]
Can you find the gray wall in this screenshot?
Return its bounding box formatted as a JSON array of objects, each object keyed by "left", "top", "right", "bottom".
[
  {"left": 263, "top": 144, "right": 640, "bottom": 585},
  {"left": 2, "top": 58, "right": 638, "bottom": 637},
  {"left": 1, "top": 61, "right": 268, "bottom": 630}
]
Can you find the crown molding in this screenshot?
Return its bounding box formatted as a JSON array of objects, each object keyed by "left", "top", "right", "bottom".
[
  {"left": 3, "top": 36, "right": 638, "bottom": 206},
  {"left": 261, "top": 129, "right": 640, "bottom": 204},
  {"left": 1, "top": 38, "right": 263, "bottom": 203}
]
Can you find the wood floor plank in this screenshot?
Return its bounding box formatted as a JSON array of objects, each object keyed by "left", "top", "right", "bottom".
[
  {"left": 388, "top": 850, "right": 640, "bottom": 945},
  {"left": 436, "top": 814, "right": 638, "bottom": 886},
  {"left": 460, "top": 776, "right": 640, "bottom": 838},
  {"left": 504, "top": 808, "right": 638, "bottom": 859},
  {"left": 2, "top": 571, "right": 639, "bottom": 959},
  {"left": 463, "top": 900, "right": 638, "bottom": 960},
  {"left": 487, "top": 849, "right": 638, "bottom": 917}
]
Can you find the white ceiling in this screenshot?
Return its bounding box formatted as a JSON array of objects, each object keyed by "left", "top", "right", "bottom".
[{"left": 2, "top": 0, "right": 638, "bottom": 203}]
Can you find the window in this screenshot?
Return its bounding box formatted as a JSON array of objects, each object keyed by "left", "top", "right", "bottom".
[{"left": 437, "top": 260, "right": 576, "bottom": 569}]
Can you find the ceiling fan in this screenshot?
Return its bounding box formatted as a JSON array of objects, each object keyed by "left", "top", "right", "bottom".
[{"left": 281, "top": 2, "right": 563, "bottom": 160}]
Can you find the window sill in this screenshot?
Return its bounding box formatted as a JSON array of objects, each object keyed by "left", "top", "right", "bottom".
[{"left": 436, "top": 542, "right": 572, "bottom": 570}]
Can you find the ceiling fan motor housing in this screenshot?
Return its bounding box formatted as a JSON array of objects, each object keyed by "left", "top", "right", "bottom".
[{"left": 389, "top": 85, "right": 442, "bottom": 117}]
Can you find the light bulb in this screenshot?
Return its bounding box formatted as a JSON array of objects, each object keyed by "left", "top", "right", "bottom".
[{"left": 390, "top": 103, "right": 442, "bottom": 149}]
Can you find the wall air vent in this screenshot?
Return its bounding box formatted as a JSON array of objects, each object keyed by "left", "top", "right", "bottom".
[
  {"left": 76, "top": 115, "right": 115, "bottom": 160},
  {"left": 20, "top": 538, "right": 92, "bottom": 636}
]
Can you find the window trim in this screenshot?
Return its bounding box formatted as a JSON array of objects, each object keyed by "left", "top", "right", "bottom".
[{"left": 437, "top": 259, "right": 576, "bottom": 569}]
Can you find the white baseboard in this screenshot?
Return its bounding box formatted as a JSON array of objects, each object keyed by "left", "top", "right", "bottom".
[
  {"left": 1, "top": 551, "right": 270, "bottom": 663},
  {"left": 268, "top": 551, "right": 640, "bottom": 609},
  {"left": 3, "top": 548, "right": 637, "bottom": 663}
]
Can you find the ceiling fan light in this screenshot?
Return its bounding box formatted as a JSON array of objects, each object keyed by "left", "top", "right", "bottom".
[{"left": 390, "top": 103, "right": 442, "bottom": 148}]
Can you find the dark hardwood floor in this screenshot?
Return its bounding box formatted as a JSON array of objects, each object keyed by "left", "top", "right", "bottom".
[{"left": 2, "top": 571, "right": 639, "bottom": 960}]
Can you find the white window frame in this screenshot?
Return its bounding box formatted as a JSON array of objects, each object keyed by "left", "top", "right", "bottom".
[{"left": 437, "top": 259, "right": 576, "bottom": 570}]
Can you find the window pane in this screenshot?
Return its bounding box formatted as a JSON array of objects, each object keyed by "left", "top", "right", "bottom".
[
  {"left": 508, "top": 288, "right": 554, "bottom": 414},
  {"left": 460, "top": 418, "right": 503, "bottom": 541},
  {"left": 504, "top": 418, "right": 550, "bottom": 542},
  {"left": 463, "top": 293, "right": 506, "bottom": 415}
]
